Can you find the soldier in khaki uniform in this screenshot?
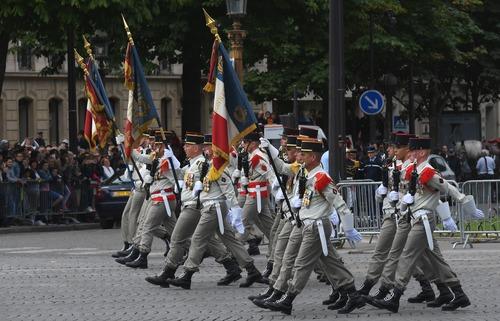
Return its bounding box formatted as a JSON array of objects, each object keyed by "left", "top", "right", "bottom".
[
  {"left": 122, "top": 138, "right": 180, "bottom": 269},
  {"left": 248, "top": 135, "right": 303, "bottom": 306},
  {"left": 232, "top": 131, "right": 277, "bottom": 273},
  {"left": 373, "top": 137, "right": 481, "bottom": 313},
  {"left": 144, "top": 133, "right": 242, "bottom": 287},
  {"left": 166, "top": 146, "right": 265, "bottom": 289},
  {"left": 111, "top": 133, "right": 150, "bottom": 258},
  {"left": 257, "top": 139, "right": 364, "bottom": 315}
]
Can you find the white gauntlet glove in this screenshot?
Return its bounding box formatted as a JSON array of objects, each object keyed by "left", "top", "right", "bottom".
[
  {"left": 443, "top": 217, "right": 458, "bottom": 232},
  {"left": 330, "top": 209, "right": 340, "bottom": 226},
  {"left": 291, "top": 196, "right": 302, "bottom": 209},
  {"left": 259, "top": 138, "right": 279, "bottom": 158},
  {"left": 275, "top": 189, "right": 285, "bottom": 202},
  {"left": 376, "top": 184, "right": 388, "bottom": 197},
  {"left": 388, "top": 191, "right": 399, "bottom": 202},
  {"left": 144, "top": 174, "right": 153, "bottom": 184},
  {"left": 115, "top": 134, "right": 125, "bottom": 145},
  {"left": 191, "top": 181, "right": 203, "bottom": 198},
  {"left": 231, "top": 169, "right": 241, "bottom": 181},
  {"left": 401, "top": 193, "right": 414, "bottom": 205}
]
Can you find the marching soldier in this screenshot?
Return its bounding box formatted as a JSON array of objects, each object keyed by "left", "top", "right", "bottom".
[
  {"left": 257, "top": 138, "right": 364, "bottom": 315},
  {"left": 372, "top": 137, "right": 483, "bottom": 312},
  {"left": 144, "top": 132, "right": 241, "bottom": 287},
  {"left": 166, "top": 143, "right": 265, "bottom": 289},
  {"left": 232, "top": 131, "right": 277, "bottom": 274},
  {"left": 122, "top": 135, "right": 179, "bottom": 268},
  {"left": 111, "top": 133, "right": 150, "bottom": 258}
]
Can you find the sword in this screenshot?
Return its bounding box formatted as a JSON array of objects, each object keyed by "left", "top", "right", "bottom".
[
  {"left": 256, "top": 184, "right": 262, "bottom": 213},
  {"left": 421, "top": 213, "right": 434, "bottom": 251},
  {"left": 215, "top": 203, "right": 225, "bottom": 235},
  {"left": 316, "top": 220, "right": 329, "bottom": 256}
]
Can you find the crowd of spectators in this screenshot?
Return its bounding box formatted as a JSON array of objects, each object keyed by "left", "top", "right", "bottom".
[{"left": 0, "top": 131, "right": 126, "bottom": 227}]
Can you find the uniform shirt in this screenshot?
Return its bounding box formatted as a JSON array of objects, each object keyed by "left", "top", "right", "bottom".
[
  {"left": 359, "top": 156, "right": 383, "bottom": 181},
  {"left": 149, "top": 155, "right": 176, "bottom": 194},
  {"left": 131, "top": 147, "right": 152, "bottom": 182},
  {"left": 180, "top": 154, "right": 206, "bottom": 203},
  {"left": 297, "top": 164, "right": 352, "bottom": 221},
  {"left": 476, "top": 156, "right": 495, "bottom": 175},
  {"left": 200, "top": 164, "right": 237, "bottom": 207},
  {"left": 245, "top": 148, "right": 276, "bottom": 198}
]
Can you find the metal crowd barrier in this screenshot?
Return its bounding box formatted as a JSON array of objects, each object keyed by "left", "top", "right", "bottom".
[
  {"left": 452, "top": 179, "right": 500, "bottom": 248},
  {"left": 0, "top": 181, "right": 95, "bottom": 226}
]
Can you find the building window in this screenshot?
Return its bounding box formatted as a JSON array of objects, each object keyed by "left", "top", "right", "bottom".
[
  {"left": 18, "top": 98, "right": 33, "bottom": 140},
  {"left": 78, "top": 98, "right": 87, "bottom": 132},
  {"left": 161, "top": 97, "right": 171, "bottom": 129},
  {"left": 17, "top": 46, "right": 34, "bottom": 71},
  {"left": 49, "top": 98, "right": 62, "bottom": 144}
]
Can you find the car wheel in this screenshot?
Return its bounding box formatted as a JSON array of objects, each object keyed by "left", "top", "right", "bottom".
[{"left": 100, "top": 219, "right": 114, "bottom": 229}]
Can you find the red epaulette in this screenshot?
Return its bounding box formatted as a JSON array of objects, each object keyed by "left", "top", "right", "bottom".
[
  {"left": 314, "top": 172, "right": 332, "bottom": 191},
  {"left": 404, "top": 163, "right": 415, "bottom": 181},
  {"left": 419, "top": 167, "right": 436, "bottom": 185},
  {"left": 250, "top": 154, "right": 261, "bottom": 169},
  {"left": 159, "top": 158, "right": 169, "bottom": 173}
]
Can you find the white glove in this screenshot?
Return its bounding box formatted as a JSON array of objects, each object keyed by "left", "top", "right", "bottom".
[
  {"left": 240, "top": 176, "right": 249, "bottom": 186},
  {"left": 275, "top": 189, "right": 285, "bottom": 202},
  {"left": 474, "top": 208, "right": 484, "bottom": 219},
  {"left": 164, "top": 147, "right": 174, "bottom": 159},
  {"left": 139, "top": 167, "right": 150, "bottom": 178},
  {"left": 230, "top": 207, "right": 245, "bottom": 234},
  {"left": 443, "top": 217, "right": 458, "bottom": 232},
  {"left": 401, "top": 193, "right": 414, "bottom": 205},
  {"left": 191, "top": 181, "right": 203, "bottom": 198},
  {"left": 330, "top": 209, "right": 340, "bottom": 226},
  {"left": 115, "top": 134, "right": 125, "bottom": 145},
  {"left": 376, "top": 184, "right": 388, "bottom": 197},
  {"left": 260, "top": 138, "right": 279, "bottom": 159},
  {"left": 144, "top": 174, "right": 153, "bottom": 184},
  {"left": 291, "top": 196, "right": 302, "bottom": 209},
  {"left": 345, "top": 228, "right": 362, "bottom": 243},
  {"left": 232, "top": 169, "right": 241, "bottom": 181},
  {"left": 388, "top": 191, "right": 399, "bottom": 202}
]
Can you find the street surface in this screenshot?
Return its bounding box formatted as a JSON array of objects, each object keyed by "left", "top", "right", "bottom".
[{"left": 1, "top": 229, "right": 499, "bottom": 321}]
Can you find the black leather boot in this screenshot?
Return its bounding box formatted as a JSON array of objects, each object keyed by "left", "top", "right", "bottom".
[
  {"left": 262, "top": 289, "right": 285, "bottom": 310},
  {"left": 265, "top": 292, "right": 297, "bottom": 315},
  {"left": 247, "top": 238, "right": 261, "bottom": 256},
  {"left": 115, "top": 246, "right": 139, "bottom": 265},
  {"left": 262, "top": 261, "right": 273, "bottom": 279},
  {"left": 328, "top": 290, "right": 348, "bottom": 310},
  {"left": 371, "top": 287, "right": 404, "bottom": 313},
  {"left": 358, "top": 278, "right": 377, "bottom": 296},
  {"left": 125, "top": 251, "right": 148, "bottom": 268},
  {"left": 112, "top": 242, "right": 130, "bottom": 258},
  {"left": 322, "top": 286, "right": 340, "bottom": 305},
  {"left": 408, "top": 279, "right": 435, "bottom": 303},
  {"left": 442, "top": 284, "right": 470, "bottom": 311},
  {"left": 366, "top": 285, "right": 391, "bottom": 306},
  {"left": 249, "top": 286, "right": 273, "bottom": 303},
  {"left": 427, "top": 282, "right": 454, "bottom": 307},
  {"left": 167, "top": 270, "right": 194, "bottom": 290},
  {"left": 145, "top": 267, "right": 176, "bottom": 287},
  {"left": 338, "top": 286, "right": 366, "bottom": 314},
  {"left": 239, "top": 263, "right": 264, "bottom": 288},
  {"left": 217, "top": 257, "right": 242, "bottom": 286}
]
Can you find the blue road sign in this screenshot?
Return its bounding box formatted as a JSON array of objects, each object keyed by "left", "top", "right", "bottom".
[{"left": 359, "top": 90, "right": 385, "bottom": 115}]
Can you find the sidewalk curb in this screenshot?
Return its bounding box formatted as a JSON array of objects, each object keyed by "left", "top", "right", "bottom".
[{"left": 0, "top": 223, "right": 100, "bottom": 235}]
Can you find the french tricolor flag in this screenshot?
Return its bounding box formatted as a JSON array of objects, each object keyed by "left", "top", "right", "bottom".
[{"left": 206, "top": 42, "right": 257, "bottom": 181}]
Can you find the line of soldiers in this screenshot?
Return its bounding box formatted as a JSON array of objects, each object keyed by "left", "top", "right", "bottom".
[{"left": 110, "top": 127, "right": 483, "bottom": 316}]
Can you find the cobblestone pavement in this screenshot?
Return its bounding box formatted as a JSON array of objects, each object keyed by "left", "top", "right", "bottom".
[{"left": 1, "top": 229, "right": 499, "bottom": 321}]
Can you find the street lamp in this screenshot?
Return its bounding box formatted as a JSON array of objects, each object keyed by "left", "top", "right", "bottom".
[{"left": 226, "top": 0, "right": 247, "bottom": 83}]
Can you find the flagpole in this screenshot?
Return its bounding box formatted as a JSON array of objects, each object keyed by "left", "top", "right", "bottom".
[
  {"left": 74, "top": 49, "right": 144, "bottom": 185},
  {"left": 82, "top": 36, "right": 135, "bottom": 180},
  {"left": 121, "top": 15, "right": 182, "bottom": 198}
]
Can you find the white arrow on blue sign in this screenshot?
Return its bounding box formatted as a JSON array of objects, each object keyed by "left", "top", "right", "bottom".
[{"left": 359, "top": 90, "right": 385, "bottom": 115}]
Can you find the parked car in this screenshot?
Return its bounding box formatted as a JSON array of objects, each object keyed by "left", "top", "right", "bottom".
[
  {"left": 428, "top": 154, "right": 456, "bottom": 181},
  {"left": 95, "top": 170, "right": 133, "bottom": 229}
]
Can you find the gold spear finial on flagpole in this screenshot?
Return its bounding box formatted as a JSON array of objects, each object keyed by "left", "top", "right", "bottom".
[
  {"left": 74, "top": 49, "right": 89, "bottom": 75},
  {"left": 121, "top": 14, "right": 134, "bottom": 45},
  {"left": 203, "top": 8, "right": 221, "bottom": 42},
  {"left": 82, "top": 35, "right": 94, "bottom": 60}
]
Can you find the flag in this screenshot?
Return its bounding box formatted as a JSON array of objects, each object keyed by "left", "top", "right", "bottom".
[
  {"left": 86, "top": 59, "right": 115, "bottom": 122},
  {"left": 83, "top": 100, "right": 97, "bottom": 151},
  {"left": 207, "top": 41, "right": 257, "bottom": 181},
  {"left": 123, "top": 42, "right": 160, "bottom": 158},
  {"left": 83, "top": 71, "right": 111, "bottom": 148}
]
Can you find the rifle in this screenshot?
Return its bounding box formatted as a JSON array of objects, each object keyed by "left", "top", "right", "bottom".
[
  {"left": 144, "top": 158, "right": 159, "bottom": 200},
  {"left": 391, "top": 157, "right": 401, "bottom": 207},
  {"left": 233, "top": 148, "right": 244, "bottom": 186},
  {"left": 265, "top": 147, "right": 302, "bottom": 227},
  {"left": 407, "top": 160, "right": 418, "bottom": 223},
  {"left": 197, "top": 157, "right": 210, "bottom": 209},
  {"left": 241, "top": 151, "right": 250, "bottom": 192}
]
